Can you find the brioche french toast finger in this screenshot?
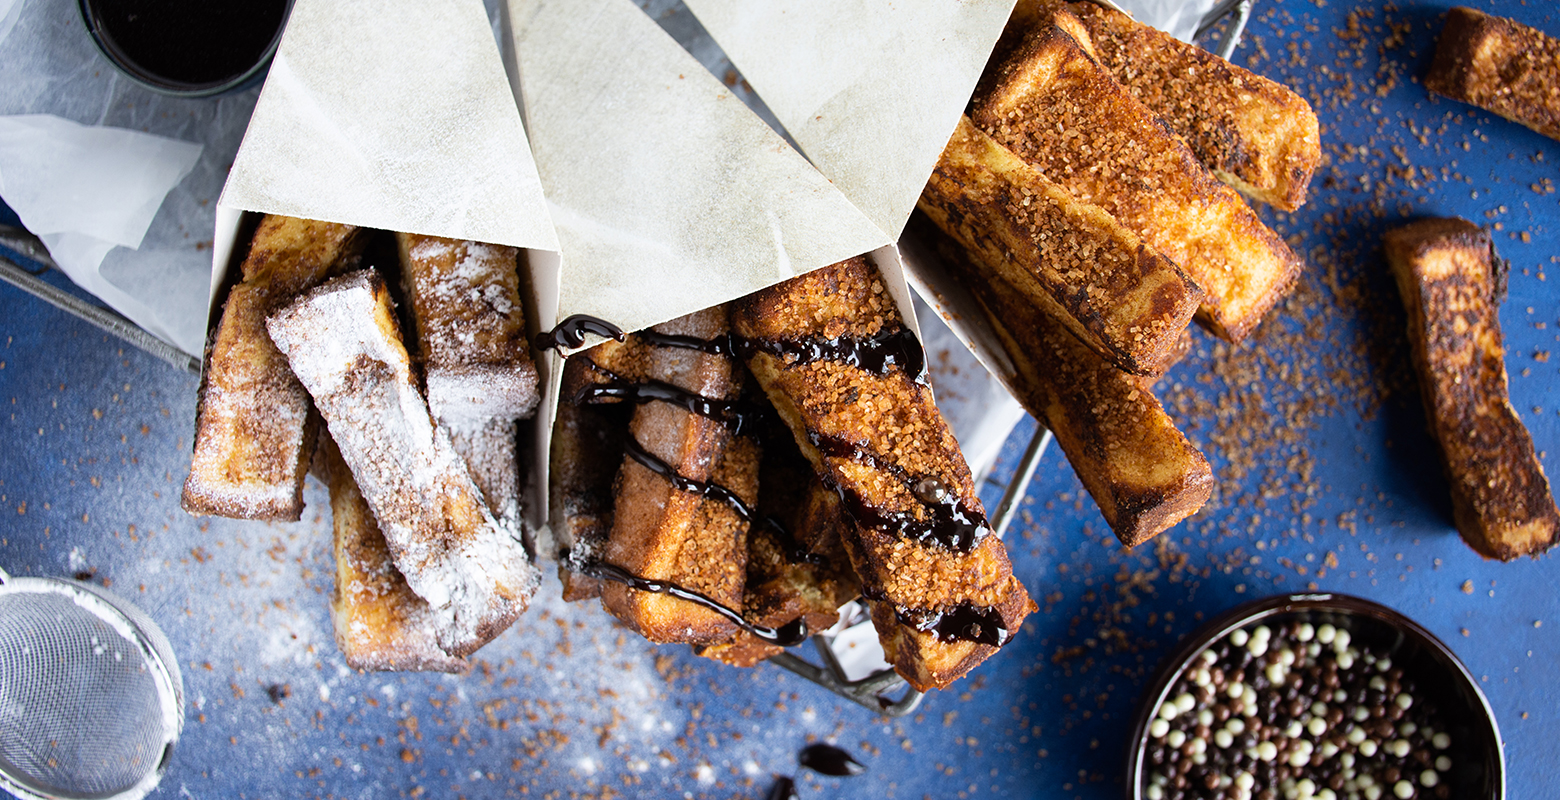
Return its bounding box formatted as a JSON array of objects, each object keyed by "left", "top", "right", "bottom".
[
  {"left": 596, "top": 308, "right": 753, "bottom": 645},
  {"left": 182, "top": 215, "right": 363, "bottom": 520},
  {"left": 731, "top": 257, "right": 1035, "bottom": 691},
  {"left": 973, "top": 16, "right": 1303, "bottom": 342},
  {"left": 919, "top": 116, "right": 1203, "bottom": 377},
  {"left": 447, "top": 418, "right": 525, "bottom": 547},
  {"left": 1384, "top": 218, "right": 1560, "bottom": 560},
  {"left": 1424, "top": 7, "right": 1560, "bottom": 144},
  {"left": 697, "top": 421, "right": 860, "bottom": 668},
  {"left": 1008, "top": 0, "right": 1321, "bottom": 211},
  {"left": 396, "top": 233, "right": 539, "bottom": 423},
  {"left": 267, "top": 270, "right": 537, "bottom": 656},
  {"left": 914, "top": 214, "right": 1213, "bottom": 547},
  {"left": 316, "top": 434, "right": 468, "bottom": 673}
]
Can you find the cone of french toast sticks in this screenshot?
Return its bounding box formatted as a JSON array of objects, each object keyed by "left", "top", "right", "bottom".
[
  {"left": 510, "top": 0, "right": 1040, "bottom": 692},
  {"left": 184, "top": 0, "right": 560, "bottom": 672}
]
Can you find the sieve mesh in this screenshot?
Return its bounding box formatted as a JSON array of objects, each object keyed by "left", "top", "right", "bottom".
[{"left": 0, "top": 590, "right": 175, "bottom": 799}]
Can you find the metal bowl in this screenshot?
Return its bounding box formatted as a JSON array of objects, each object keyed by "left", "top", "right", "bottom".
[{"left": 1125, "top": 593, "right": 1504, "bottom": 799}]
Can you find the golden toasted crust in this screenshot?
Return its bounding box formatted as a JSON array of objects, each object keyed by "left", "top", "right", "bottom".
[
  {"left": 1424, "top": 7, "right": 1560, "bottom": 143},
  {"left": 973, "top": 18, "right": 1304, "bottom": 342},
  {"left": 599, "top": 308, "right": 751, "bottom": 644},
  {"left": 182, "top": 215, "right": 362, "bottom": 520},
  {"left": 731, "top": 258, "right": 1034, "bottom": 691},
  {"left": 1048, "top": 0, "right": 1321, "bottom": 210},
  {"left": 396, "top": 233, "right": 539, "bottom": 422},
  {"left": 1384, "top": 218, "right": 1560, "bottom": 560},
  {"left": 319, "top": 436, "right": 468, "bottom": 674},
  {"left": 919, "top": 117, "right": 1203, "bottom": 377},
  {"left": 549, "top": 358, "right": 631, "bottom": 602},
  {"left": 915, "top": 215, "right": 1212, "bottom": 547},
  {"left": 697, "top": 429, "right": 859, "bottom": 668}
]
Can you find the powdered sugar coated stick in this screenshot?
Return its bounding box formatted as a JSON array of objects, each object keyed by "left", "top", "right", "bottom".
[
  {"left": 396, "top": 233, "right": 539, "bottom": 423},
  {"left": 267, "top": 270, "right": 538, "bottom": 657},
  {"left": 447, "top": 418, "right": 526, "bottom": 550}
]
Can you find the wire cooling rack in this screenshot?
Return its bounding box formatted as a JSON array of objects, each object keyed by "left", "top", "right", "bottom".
[{"left": 0, "top": 0, "right": 1256, "bottom": 718}]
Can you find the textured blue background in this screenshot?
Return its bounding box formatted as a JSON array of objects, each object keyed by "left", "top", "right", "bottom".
[{"left": 2, "top": 1, "right": 1558, "bottom": 798}]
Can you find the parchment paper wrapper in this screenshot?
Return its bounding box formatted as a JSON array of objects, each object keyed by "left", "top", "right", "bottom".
[
  {"left": 506, "top": 0, "right": 948, "bottom": 541},
  {"left": 209, "top": 0, "right": 559, "bottom": 526}
]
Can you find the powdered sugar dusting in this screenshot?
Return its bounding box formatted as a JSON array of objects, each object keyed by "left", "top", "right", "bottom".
[{"left": 267, "top": 271, "right": 539, "bottom": 657}]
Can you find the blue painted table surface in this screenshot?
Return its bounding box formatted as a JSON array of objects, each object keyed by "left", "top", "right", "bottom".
[{"left": 2, "top": 1, "right": 1558, "bottom": 798}]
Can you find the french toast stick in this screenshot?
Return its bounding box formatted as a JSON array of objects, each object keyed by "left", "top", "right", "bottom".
[
  {"left": 317, "top": 435, "right": 467, "bottom": 673},
  {"left": 182, "top": 215, "right": 363, "bottom": 520},
  {"left": 1384, "top": 218, "right": 1560, "bottom": 560},
  {"left": 1424, "top": 7, "right": 1560, "bottom": 143},
  {"left": 973, "top": 17, "right": 1304, "bottom": 342},
  {"left": 731, "top": 257, "right": 1035, "bottom": 691},
  {"left": 447, "top": 419, "right": 525, "bottom": 548},
  {"left": 913, "top": 214, "right": 1213, "bottom": 547},
  {"left": 267, "top": 270, "right": 538, "bottom": 656},
  {"left": 598, "top": 308, "right": 753, "bottom": 645},
  {"left": 919, "top": 116, "right": 1203, "bottom": 377},
  {"left": 1010, "top": 0, "right": 1321, "bottom": 211},
  {"left": 697, "top": 422, "right": 860, "bottom": 668},
  {"left": 396, "top": 233, "right": 539, "bottom": 423}
]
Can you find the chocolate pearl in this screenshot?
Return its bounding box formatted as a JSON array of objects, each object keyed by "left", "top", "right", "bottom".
[
  {"left": 1204, "top": 773, "right": 1221, "bottom": 790},
  {"left": 1288, "top": 700, "right": 1306, "bottom": 717},
  {"left": 1215, "top": 705, "right": 1231, "bottom": 723},
  {"left": 1164, "top": 763, "right": 1178, "bottom": 779},
  {"left": 1383, "top": 766, "right": 1401, "bottom": 783},
  {"left": 1327, "top": 708, "right": 1345, "bottom": 725},
  {"left": 1151, "top": 747, "right": 1167, "bottom": 765},
  {"left": 1173, "top": 774, "right": 1188, "bottom": 789},
  {"left": 1433, "top": 785, "right": 1450, "bottom": 799},
  {"left": 1196, "top": 725, "right": 1212, "bottom": 741},
  {"left": 1330, "top": 773, "right": 1347, "bottom": 791}
]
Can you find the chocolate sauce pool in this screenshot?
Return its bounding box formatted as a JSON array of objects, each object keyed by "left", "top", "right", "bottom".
[{"left": 84, "top": 0, "right": 288, "bottom": 89}]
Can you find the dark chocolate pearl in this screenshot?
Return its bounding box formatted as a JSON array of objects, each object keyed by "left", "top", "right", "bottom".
[
  {"left": 1383, "top": 767, "right": 1400, "bottom": 784},
  {"left": 1329, "top": 773, "right": 1346, "bottom": 791},
  {"left": 767, "top": 776, "right": 799, "bottom": 800},
  {"left": 797, "top": 743, "right": 866, "bottom": 777},
  {"left": 1204, "top": 773, "right": 1221, "bottom": 790}
]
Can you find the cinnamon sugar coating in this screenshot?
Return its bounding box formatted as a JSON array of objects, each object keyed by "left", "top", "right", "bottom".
[
  {"left": 731, "top": 257, "right": 1034, "bottom": 691},
  {"left": 1384, "top": 218, "right": 1560, "bottom": 560},
  {"left": 1424, "top": 7, "right": 1560, "bottom": 143},
  {"left": 974, "top": 15, "right": 1303, "bottom": 342},
  {"left": 920, "top": 117, "right": 1202, "bottom": 377},
  {"left": 599, "top": 308, "right": 751, "bottom": 644},
  {"left": 183, "top": 215, "right": 363, "bottom": 520}
]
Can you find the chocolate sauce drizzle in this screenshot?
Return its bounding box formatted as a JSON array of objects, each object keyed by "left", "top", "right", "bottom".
[
  {"left": 860, "top": 588, "right": 1011, "bottom": 648},
  {"left": 810, "top": 434, "right": 990, "bottom": 553},
  {"left": 573, "top": 379, "right": 760, "bottom": 437},
  {"left": 534, "top": 314, "right": 625, "bottom": 351},
  {"left": 797, "top": 743, "right": 868, "bottom": 777},
  {"left": 574, "top": 557, "right": 808, "bottom": 647},
  {"left": 746, "top": 327, "right": 925, "bottom": 382}
]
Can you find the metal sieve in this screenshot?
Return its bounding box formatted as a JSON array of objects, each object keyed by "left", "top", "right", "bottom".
[{"left": 0, "top": 567, "right": 183, "bottom": 800}]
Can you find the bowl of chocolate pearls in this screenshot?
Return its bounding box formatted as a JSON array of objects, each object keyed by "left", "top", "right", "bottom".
[{"left": 1127, "top": 593, "right": 1503, "bottom": 800}]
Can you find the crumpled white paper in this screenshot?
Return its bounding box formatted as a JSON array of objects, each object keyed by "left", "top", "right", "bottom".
[{"left": 0, "top": 0, "right": 258, "bottom": 356}]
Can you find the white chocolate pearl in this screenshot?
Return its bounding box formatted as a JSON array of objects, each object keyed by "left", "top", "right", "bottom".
[
  {"left": 1159, "top": 702, "right": 1179, "bottom": 720},
  {"left": 1279, "top": 648, "right": 1297, "bottom": 666},
  {"left": 1321, "top": 741, "right": 1340, "bottom": 759},
  {"left": 1353, "top": 707, "right": 1371, "bottom": 722},
  {"left": 1364, "top": 785, "right": 1383, "bottom": 800},
  {"left": 1360, "top": 740, "right": 1379, "bottom": 758},
  {"left": 1393, "top": 780, "right": 1414, "bottom": 798},
  {"left": 1215, "top": 729, "right": 1234, "bottom": 749},
  {"left": 1297, "top": 778, "right": 1317, "bottom": 797},
  {"left": 1198, "top": 709, "right": 1215, "bottom": 727},
  {"left": 1312, "top": 701, "right": 1329, "bottom": 716},
  {"left": 1193, "top": 752, "right": 1207, "bottom": 765},
  {"left": 1249, "top": 638, "right": 1270, "bottom": 657},
  {"left": 1432, "top": 732, "right": 1450, "bottom": 749},
  {"left": 1420, "top": 770, "right": 1439, "bottom": 788},
  {"left": 1236, "top": 771, "right": 1255, "bottom": 790},
  {"left": 1317, "top": 790, "right": 1336, "bottom": 800},
  {"left": 1175, "top": 693, "right": 1196, "bottom": 713},
  {"left": 1348, "top": 727, "right": 1367, "bottom": 744},
  {"left": 1231, "top": 629, "right": 1250, "bottom": 647},
  {"left": 1195, "top": 669, "right": 1212, "bottom": 687},
  {"left": 1286, "top": 721, "right": 1305, "bottom": 739},
  {"left": 1201, "top": 649, "right": 1218, "bottom": 664},
  {"left": 1190, "top": 737, "right": 1208, "bottom": 755},
  {"left": 1228, "top": 682, "right": 1246, "bottom": 699},
  {"left": 1258, "top": 741, "right": 1278, "bottom": 761},
  {"left": 1316, "top": 623, "right": 1336, "bottom": 643},
  {"left": 1268, "top": 664, "right": 1287, "bottom": 684},
  {"left": 1334, "top": 630, "right": 1352, "bottom": 649},
  {"left": 1297, "top": 623, "right": 1315, "bottom": 642},
  {"left": 1253, "top": 625, "right": 1271, "bottom": 641},
  {"left": 1150, "top": 718, "right": 1169, "bottom": 738},
  {"left": 1308, "top": 717, "right": 1328, "bottom": 736},
  {"left": 1167, "top": 729, "right": 1187, "bottom": 748},
  {"left": 1333, "top": 689, "right": 1347, "bottom": 703},
  {"left": 1377, "top": 658, "right": 1392, "bottom": 672},
  {"left": 1390, "top": 739, "right": 1411, "bottom": 758},
  {"left": 1340, "top": 753, "right": 1356, "bottom": 768},
  {"left": 1338, "top": 652, "right": 1355, "bottom": 670},
  {"left": 1226, "top": 719, "right": 1246, "bottom": 735},
  {"left": 1399, "top": 722, "right": 1417, "bottom": 736},
  {"left": 1395, "top": 694, "right": 1413, "bottom": 710},
  {"left": 1147, "top": 785, "right": 1164, "bottom": 800},
  {"left": 1289, "top": 749, "right": 1311, "bottom": 767},
  {"left": 1358, "top": 775, "right": 1375, "bottom": 788},
  {"left": 1369, "top": 676, "right": 1388, "bottom": 691},
  {"left": 1435, "top": 756, "right": 1451, "bottom": 772}
]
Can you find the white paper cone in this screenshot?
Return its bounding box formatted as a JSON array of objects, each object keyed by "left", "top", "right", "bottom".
[
  {"left": 508, "top": 0, "right": 891, "bottom": 339},
  {"left": 682, "top": 0, "right": 1016, "bottom": 240},
  {"left": 219, "top": 0, "right": 555, "bottom": 253}
]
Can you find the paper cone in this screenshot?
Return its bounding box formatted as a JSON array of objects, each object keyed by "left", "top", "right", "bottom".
[
  {"left": 508, "top": 0, "right": 891, "bottom": 339},
  {"left": 207, "top": 0, "right": 562, "bottom": 529},
  {"left": 682, "top": 0, "right": 1017, "bottom": 240}
]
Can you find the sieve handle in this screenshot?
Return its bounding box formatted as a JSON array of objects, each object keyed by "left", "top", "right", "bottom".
[{"left": 0, "top": 566, "right": 8, "bottom": 585}]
